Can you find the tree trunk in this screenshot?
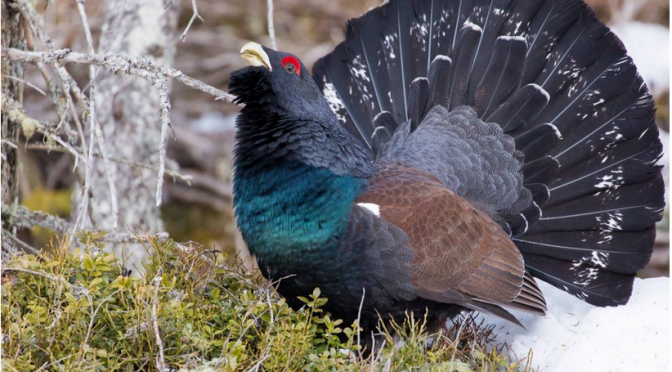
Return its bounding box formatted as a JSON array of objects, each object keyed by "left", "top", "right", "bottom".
[
  {"left": 73, "top": 0, "right": 179, "bottom": 268},
  {"left": 1, "top": 0, "right": 25, "bottom": 261}
]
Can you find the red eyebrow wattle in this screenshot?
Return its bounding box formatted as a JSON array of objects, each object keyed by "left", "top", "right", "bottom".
[{"left": 281, "top": 56, "right": 301, "bottom": 76}]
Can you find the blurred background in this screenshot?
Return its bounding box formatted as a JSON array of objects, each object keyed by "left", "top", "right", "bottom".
[{"left": 12, "top": 0, "right": 670, "bottom": 275}]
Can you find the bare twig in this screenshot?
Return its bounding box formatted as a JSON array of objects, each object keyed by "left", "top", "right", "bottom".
[
  {"left": 34, "top": 354, "right": 78, "bottom": 372},
  {"left": 70, "top": 0, "right": 96, "bottom": 235},
  {"left": 1, "top": 267, "right": 62, "bottom": 282},
  {"left": 76, "top": 0, "right": 119, "bottom": 228},
  {"left": 3, "top": 48, "right": 237, "bottom": 103},
  {"left": 23, "top": 143, "right": 194, "bottom": 183},
  {"left": 450, "top": 314, "right": 470, "bottom": 365},
  {"left": 180, "top": 0, "right": 204, "bottom": 42},
  {"left": 151, "top": 268, "right": 166, "bottom": 372},
  {"left": 15, "top": 0, "right": 90, "bottom": 148},
  {"left": 79, "top": 289, "right": 122, "bottom": 367},
  {"left": 2, "top": 228, "right": 40, "bottom": 255},
  {"left": 1, "top": 75, "right": 46, "bottom": 96},
  {"left": 357, "top": 287, "right": 365, "bottom": 359},
  {"left": 267, "top": 0, "right": 277, "bottom": 50},
  {"left": 154, "top": 74, "right": 172, "bottom": 207},
  {"left": 246, "top": 344, "right": 273, "bottom": 372},
  {"left": 71, "top": 112, "right": 96, "bottom": 235}
]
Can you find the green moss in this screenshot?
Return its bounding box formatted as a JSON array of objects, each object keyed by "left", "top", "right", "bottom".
[{"left": 1, "top": 236, "right": 532, "bottom": 371}]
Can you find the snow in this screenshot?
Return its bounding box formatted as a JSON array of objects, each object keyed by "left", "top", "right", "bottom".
[
  {"left": 480, "top": 278, "right": 670, "bottom": 372},
  {"left": 611, "top": 22, "right": 669, "bottom": 97}
]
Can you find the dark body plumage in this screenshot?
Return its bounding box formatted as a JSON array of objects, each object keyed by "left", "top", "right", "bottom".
[{"left": 229, "top": 0, "right": 664, "bottom": 335}]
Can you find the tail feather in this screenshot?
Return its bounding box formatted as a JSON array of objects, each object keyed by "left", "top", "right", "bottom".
[
  {"left": 525, "top": 254, "right": 637, "bottom": 306},
  {"left": 487, "top": 83, "right": 550, "bottom": 133},
  {"left": 533, "top": 176, "right": 665, "bottom": 233},
  {"left": 449, "top": 23, "right": 482, "bottom": 109},
  {"left": 547, "top": 129, "right": 662, "bottom": 208},
  {"left": 522, "top": 156, "right": 560, "bottom": 185},
  {"left": 514, "top": 124, "right": 562, "bottom": 162},
  {"left": 474, "top": 36, "right": 527, "bottom": 118},
  {"left": 465, "top": 0, "right": 520, "bottom": 102},
  {"left": 522, "top": 0, "right": 585, "bottom": 86},
  {"left": 312, "top": 0, "right": 665, "bottom": 308},
  {"left": 515, "top": 228, "right": 656, "bottom": 274},
  {"left": 408, "top": 78, "right": 430, "bottom": 130},
  {"left": 427, "top": 55, "right": 453, "bottom": 110}
]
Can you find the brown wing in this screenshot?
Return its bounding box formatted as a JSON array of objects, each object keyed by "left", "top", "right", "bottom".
[{"left": 357, "top": 164, "right": 545, "bottom": 314}]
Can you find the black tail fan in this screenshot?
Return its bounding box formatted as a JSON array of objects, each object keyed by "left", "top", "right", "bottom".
[{"left": 312, "top": 0, "right": 665, "bottom": 307}]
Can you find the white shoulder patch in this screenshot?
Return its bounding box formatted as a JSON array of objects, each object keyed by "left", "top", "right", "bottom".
[{"left": 357, "top": 202, "right": 381, "bottom": 217}]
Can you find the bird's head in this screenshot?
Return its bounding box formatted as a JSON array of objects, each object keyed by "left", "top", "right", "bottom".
[
  {"left": 229, "top": 41, "right": 373, "bottom": 178},
  {"left": 229, "top": 42, "right": 328, "bottom": 120}
]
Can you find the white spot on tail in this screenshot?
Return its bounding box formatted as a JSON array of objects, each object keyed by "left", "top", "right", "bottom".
[
  {"left": 322, "top": 79, "right": 346, "bottom": 123},
  {"left": 358, "top": 203, "right": 380, "bottom": 217}
]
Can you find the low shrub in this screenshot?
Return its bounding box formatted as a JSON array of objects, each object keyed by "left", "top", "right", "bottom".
[{"left": 1, "top": 233, "right": 532, "bottom": 371}]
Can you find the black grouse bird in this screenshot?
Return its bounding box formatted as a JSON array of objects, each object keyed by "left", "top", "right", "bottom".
[{"left": 228, "top": 0, "right": 665, "bottom": 334}]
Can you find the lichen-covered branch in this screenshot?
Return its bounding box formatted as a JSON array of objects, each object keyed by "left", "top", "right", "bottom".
[
  {"left": 1, "top": 203, "right": 169, "bottom": 244},
  {"left": 3, "top": 48, "right": 237, "bottom": 103},
  {"left": 2, "top": 96, "right": 89, "bottom": 167}
]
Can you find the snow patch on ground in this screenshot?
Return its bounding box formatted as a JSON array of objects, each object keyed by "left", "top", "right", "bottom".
[
  {"left": 611, "top": 22, "right": 669, "bottom": 97},
  {"left": 480, "top": 278, "right": 670, "bottom": 372}
]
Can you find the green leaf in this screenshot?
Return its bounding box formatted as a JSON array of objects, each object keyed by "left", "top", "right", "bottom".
[{"left": 83, "top": 256, "right": 94, "bottom": 271}]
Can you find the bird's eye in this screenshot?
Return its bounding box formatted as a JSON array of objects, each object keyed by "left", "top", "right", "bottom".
[{"left": 281, "top": 56, "right": 301, "bottom": 76}]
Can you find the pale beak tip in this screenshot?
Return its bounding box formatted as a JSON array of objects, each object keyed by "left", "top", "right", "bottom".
[{"left": 240, "top": 42, "right": 272, "bottom": 71}]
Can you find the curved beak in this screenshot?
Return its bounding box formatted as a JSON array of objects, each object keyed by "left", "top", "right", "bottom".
[{"left": 240, "top": 42, "right": 272, "bottom": 71}]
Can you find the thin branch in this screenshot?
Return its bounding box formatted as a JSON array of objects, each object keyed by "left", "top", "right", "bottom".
[
  {"left": 180, "top": 0, "right": 204, "bottom": 42},
  {"left": 76, "top": 0, "right": 119, "bottom": 229},
  {"left": 71, "top": 0, "right": 95, "bottom": 234},
  {"left": 154, "top": 73, "right": 172, "bottom": 207},
  {"left": 357, "top": 287, "right": 365, "bottom": 359},
  {"left": 15, "top": 0, "right": 90, "bottom": 148},
  {"left": 0, "top": 267, "right": 62, "bottom": 282},
  {"left": 71, "top": 111, "right": 96, "bottom": 235},
  {"left": 267, "top": 0, "right": 277, "bottom": 50},
  {"left": 78, "top": 289, "right": 122, "bottom": 367},
  {"left": 1, "top": 75, "right": 47, "bottom": 96},
  {"left": 22, "top": 143, "right": 193, "bottom": 183},
  {"left": 2, "top": 228, "right": 40, "bottom": 255},
  {"left": 151, "top": 268, "right": 166, "bottom": 372},
  {"left": 3, "top": 48, "right": 237, "bottom": 103}
]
